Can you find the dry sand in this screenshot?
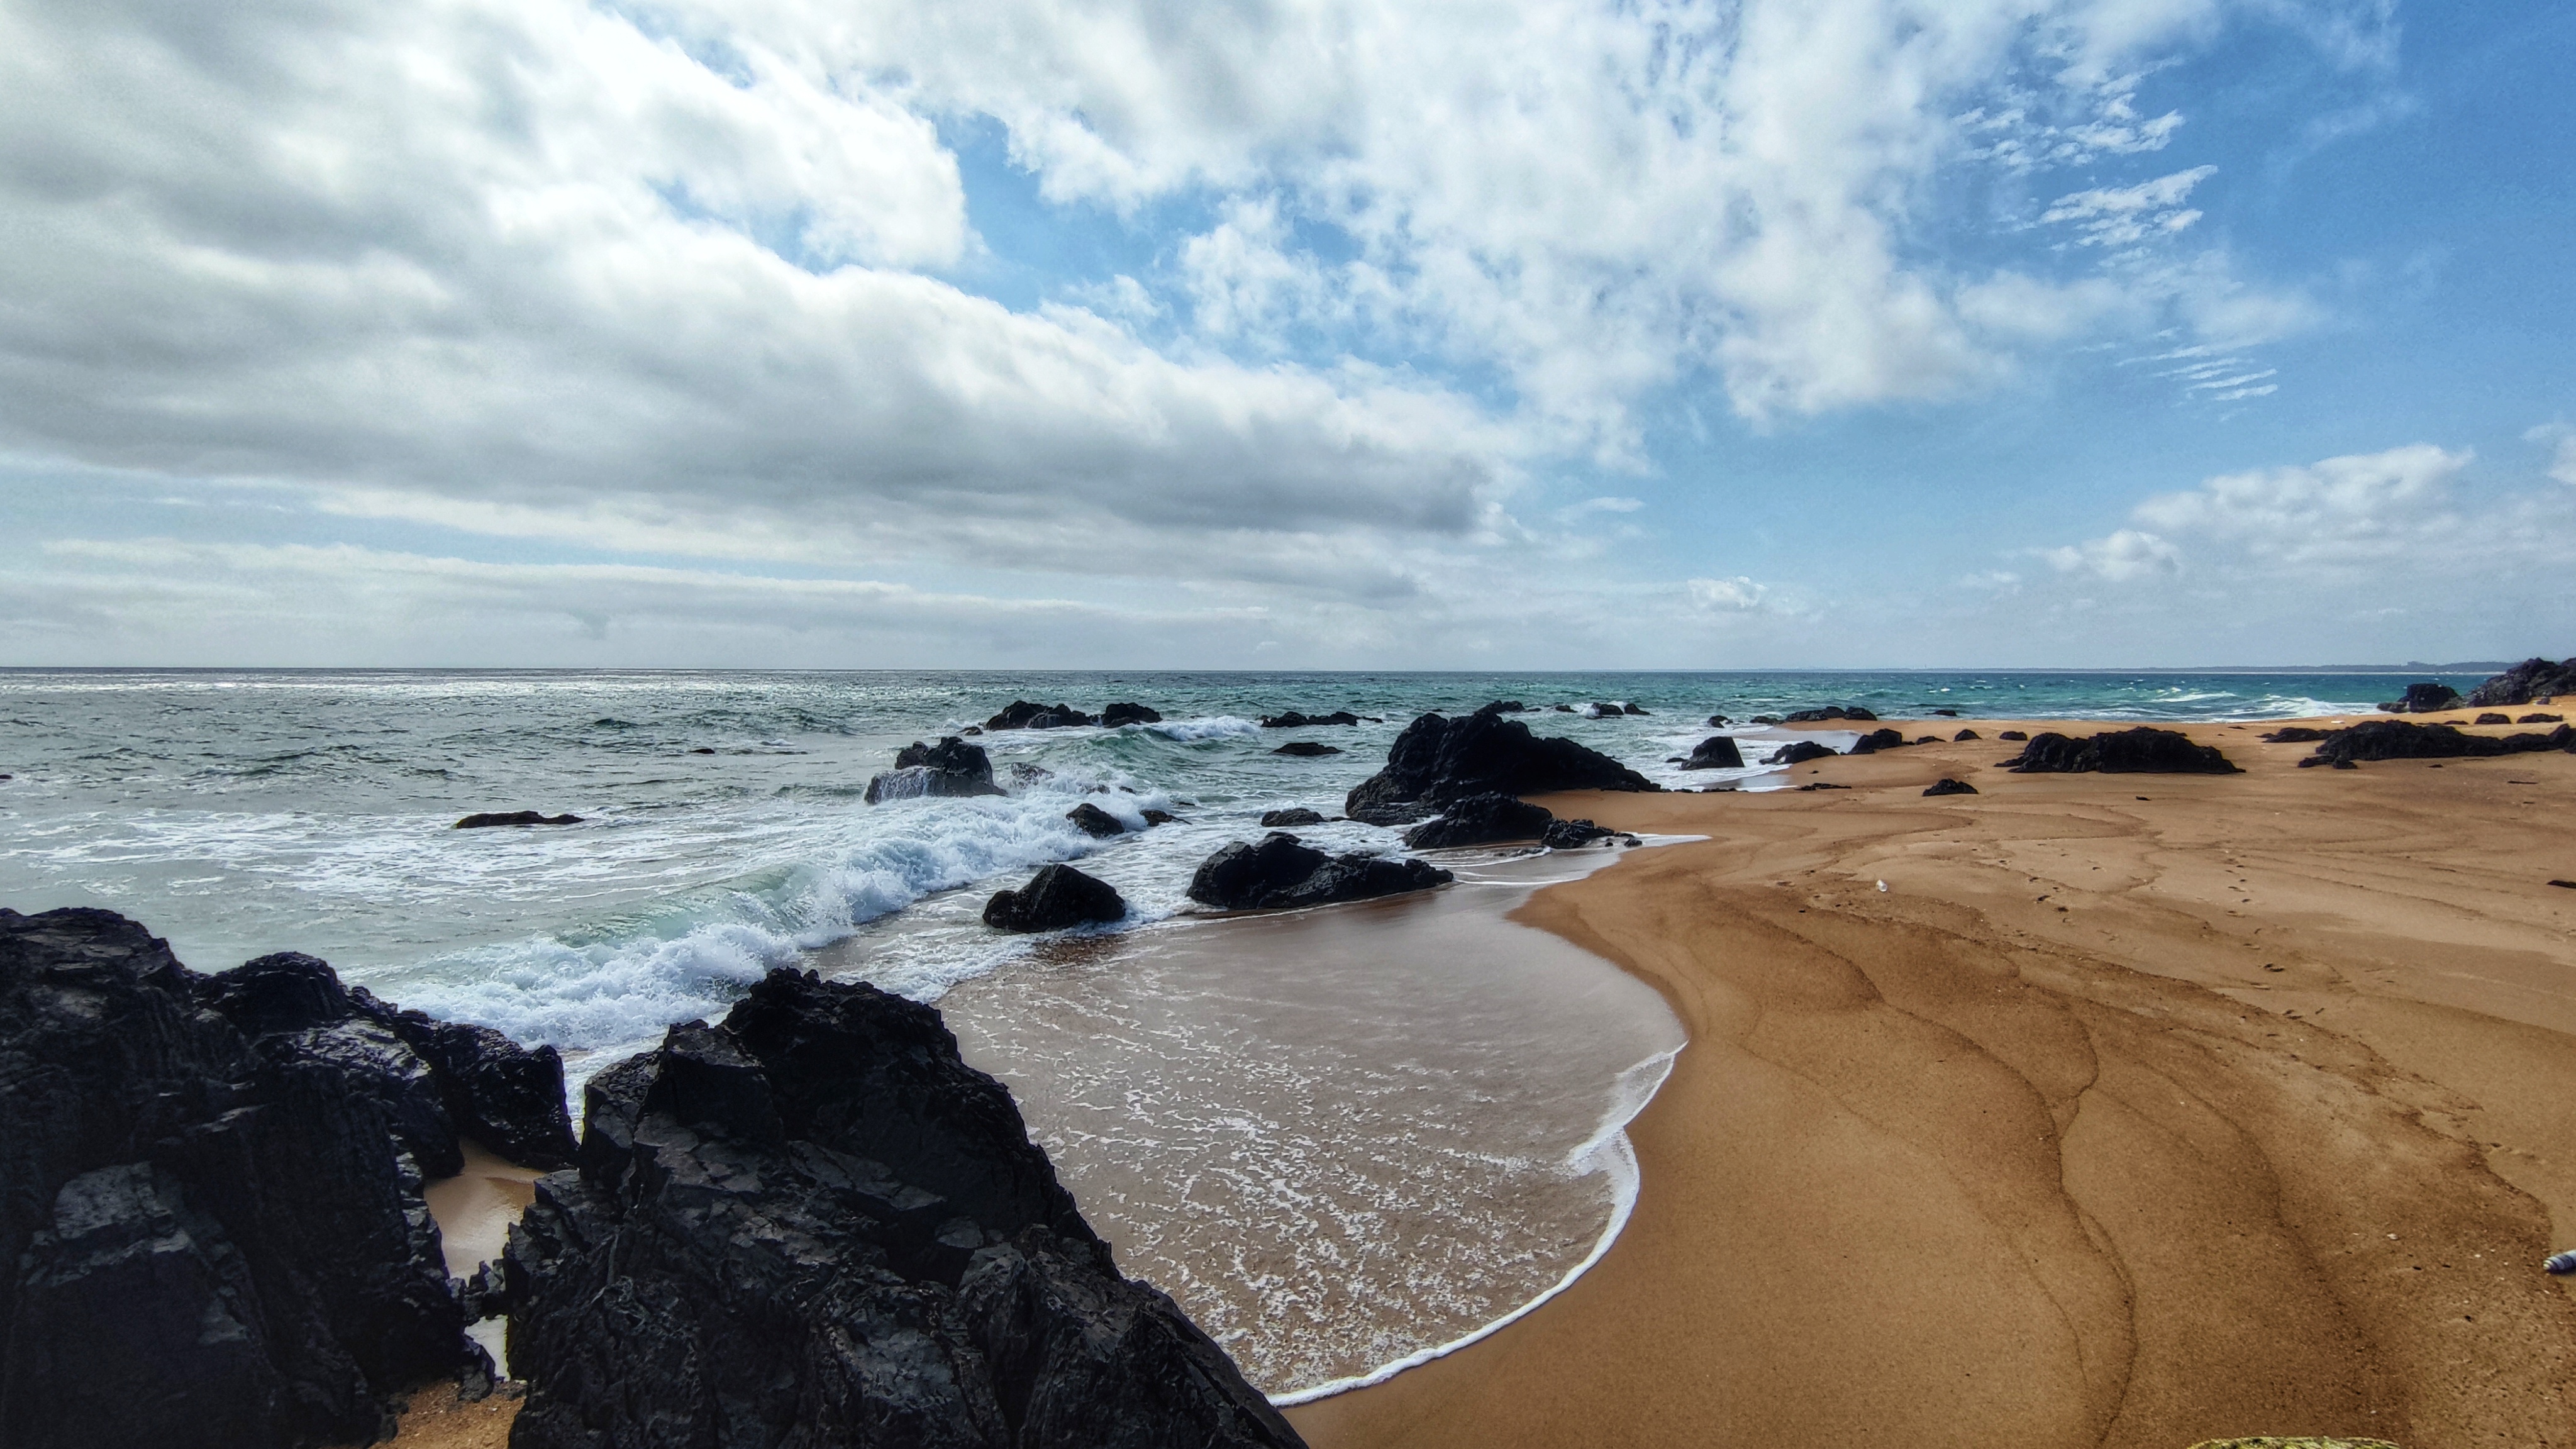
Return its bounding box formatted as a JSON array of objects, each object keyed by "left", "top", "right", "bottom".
[{"left": 1291, "top": 714, "right": 2576, "bottom": 1449}]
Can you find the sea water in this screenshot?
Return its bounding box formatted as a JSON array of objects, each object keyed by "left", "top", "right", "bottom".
[{"left": 0, "top": 667, "right": 2471, "bottom": 1397}]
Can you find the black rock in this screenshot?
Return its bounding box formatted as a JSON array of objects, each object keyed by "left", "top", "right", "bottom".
[
  {"left": 1185, "top": 834, "right": 1452, "bottom": 911},
  {"left": 1764, "top": 740, "right": 1837, "bottom": 766},
  {"left": 983, "top": 865, "right": 1128, "bottom": 933},
  {"left": 986, "top": 701, "right": 1100, "bottom": 731},
  {"left": 1997, "top": 730, "right": 2029, "bottom": 741},
  {"left": 689, "top": 747, "right": 717, "bottom": 755},
  {"left": 1538, "top": 818, "right": 1622, "bottom": 849},
  {"left": 868, "top": 738, "right": 1007, "bottom": 804},
  {"left": 2467, "top": 657, "right": 2576, "bottom": 708},
  {"left": 1552, "top": 704, "right": 1575, "bottom": 713},
  {"left": 1846, "top": 729, "right": 1906, "bottom": 755},
  {"left": 2521, "top": 713, "right": 2565, "bottom": 724},
  {"left": 1273, "top": 741, "right": 1343, "bottom": 757},
  {"left": 1, "top": 908, "right": 491, "bottom": 1449},
  {"left": 1064, "top": 803, "right": 1126, "bottom": 838},
  {"left": 2006, "top": 728, "right": 2241, "bottom": 774},
  {"left": 1929, "top": 709, "right": 1958, "bottom": 718},
  {"left": 1258, "top": 808, "right": 1327, "bottom": 828},
  {"left": 1704, "top": 714, "right": 1731, "bottom": 728},
  {"left": 1923, "top": 779, "right": 1979, "bottom": 797},
  {"left": 1099, "top": 702, "right": 1163, "bottom": 727},
  {"left": 454, "top": 811, "right": 581, "bottom": 828},
  {"left": 1141, "top": 809, "right": 1178, "bottom": 826},
  {"left": 1749, "top": 715, "right": 1782, "bottom": 725},
  {"left": 2301, "top": 719, "right": 2576, "bottom": 766},
  {"left": 1782, "top": 706, "right": 1877, "bottom": 723},
  {"left": 1485, "top": 701, "right": 1526, "bottom": 713},
  {"left": 1623, "top": 704, "right": 1649, "bottom": 716},
  {"left": 1680, "top": 736, "right": 1745, "bottom": 770},
  {"left": 1795, "top": 782, "right": 1849, "bottom": 791},
  {"left": 1402, "top": 793, "right": 1555, "bottom": 848},
  {"left": 1343, "top": 705, "right": 1657, "bottom": 825},
  {"left": 1259, "top": 711, "right": 1360, "bottom": 728},
  {"left": 2260, "top": 726, "right": 2330, "bottom": 743},
  {"left": 2379, "top": 682, "right": 2463, "bottom": 714},
  {"left": 502, "top": 971, "right": 1297, "bottom": 1449},
  {"left": 2475, "top": 713, "right": 2513, "bottom": 725},
  {"left": 1953, "top": 729, "right": 1981, "bottom": 741}
]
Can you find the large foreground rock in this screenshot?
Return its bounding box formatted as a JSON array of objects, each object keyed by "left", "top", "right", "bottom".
[
  {"left": 1680, "top": 735, "right": 1744, "bottom": 770},
  {"left": 0, "top": 908, "right": 558, "bottom": 1448},
  {"left": 984, "top": 865, "right": 1128, "bottom": 932},
  {"left": 868, "top": 737, "right": 1007, "bottom": 804},
  {"left": 2006, "top": 728, "right": 2241, "bottom": 774},
  {"left": 2467, "top": 657, "right": 2576, "bottom": 707},
  {"left": 1185, "top": 833, "right": 1453, "bottom": 910},
  {"left": 1344, "top": 704, "right": 1655, "bottom": 825},
  {"left": 502, "top": 970, "right": 1301, "bottom": 1449},
  {"left": 1402, "top": 792, "right": 1555, "bottom": 848}
]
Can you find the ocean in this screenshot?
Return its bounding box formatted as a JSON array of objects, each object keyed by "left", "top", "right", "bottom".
[{"left": 0, "top": 666, "right": 2474, "bottom": 1395}]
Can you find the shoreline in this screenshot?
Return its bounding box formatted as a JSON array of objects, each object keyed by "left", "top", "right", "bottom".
[{"left": 1289, "top": 711, "right": 2576, "bottom": 1447}]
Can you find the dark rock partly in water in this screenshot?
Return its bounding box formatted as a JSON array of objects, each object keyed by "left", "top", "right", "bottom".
[
  {"left": 2379, "top": 682, "right": 2463, "bottom": 714},
  {"left": 1705, "top": 714, "right": 1731, "bottom": 728},
  {"left": 1141, "top": 809, "right": 1179, "bottom": 826},
  {"left": 1273, "top": 741, "right": 1343, "bottom": 757},
  {"left": 1765, "top": 740, "right": 1837, "bottom": 767},
  {"left": 1953, "top": 729, "right": 1981, "bottom": 741},
  {"left": 1923, "top": 779, "right": 1979, "bottom": 797},
  {"left": 1846, "top": 729, "right": 1906, "bottom": 755},
  {"left": 502, "top": 970, "right": 1298, "bottom": 1449},
  {"left": 2522, "top": 713, "right": 2566, "bottom": 724},
  {"left": 1929, "top": 709, "right": 1958, "bottom": 718},
  {"left": 1099, "top": 702, "right": 1163, "bottom": 727},
  {"left": 1552, "top": 704, "right": 1577, "bottom": 713},
  {"left": 867, "top": 737, "right": 1006, "bottom": 804},
  {"left": 1749, "top": 714, "right": 1782, "bottom": 725},
  {"left": 1402, "top": 792, "right": 1555, "bottom": 848},
  {"left": 2006, "top": 728, "right": 2241, "bottom": 775},
  {"left": 454, "top": 811, "right": 581, "bottom": 828},
  {"left": 1680, "top": 735, "right": 1745, "bottom": 770},
  {"left": 2467, "top": 657, "right": 2576, "bottom": 708},
  {"left": 2261, "top": 726, "right": 2331, "bottom": 743},
  {"left": 1185, "top": 834, "right": 1452, "bottom": 911},
  {"left": 1539, "top": 818, "right": 1629, "bottom": 849},
  {"left": 982, "top": 865, "right": 1128, "bottom": 933},
  {"left": 985, "top": 701, "right": 1099, "bottom": 731},
  {"left": 1063, "top": 802, "right": 1127, "bottom": 838},
  {"left": 1782, "top": 706, "right": 1877, "bottom": 723},
  {"left": 1997, "top": 730, "right": 2028, "bottom": 741},
  {"left": 2296, "top": 718, "right": 2576, "bottom": 767},
  {"left": 1260, "top": 710, "right": 1360, "bottom": 728},
  {"left": 2477, "top": 713, "right": 2514, "bottom": 726},
  {"left": 1259, "top": 808, "right": 1328, "bottom": 828},
  {"left": 1, "top": 908, "right": 499, "bottom": 1449},
  {"left": 1343, "top": 704, "right": 1657, "bottom": 825},
  {"left": 1485, "top": 701, "right": 1526, "bottom": 713}
]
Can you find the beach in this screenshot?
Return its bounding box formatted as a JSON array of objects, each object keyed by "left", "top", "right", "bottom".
[{"left": 1291, "top": 713, "right": 2576, "bottom": 1447}]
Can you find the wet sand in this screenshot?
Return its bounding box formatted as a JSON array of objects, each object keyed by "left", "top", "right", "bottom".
[{"left": 1291, "top": 715, "right": 2576, "bottom": 1448}]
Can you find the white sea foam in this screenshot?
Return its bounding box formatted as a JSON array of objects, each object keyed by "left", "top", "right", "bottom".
[{"left": 1146, "top": 715, "right": 1263, "bottom": 741}]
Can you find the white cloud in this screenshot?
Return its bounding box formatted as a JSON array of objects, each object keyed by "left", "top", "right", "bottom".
[
  {"left": 2528, "top": 423, "right": 2576, "bottom": 486},
  {"left": 2041, "top": 165, "right": 2219, "bottom": 247},
  {"left": 1687, "top": 576, "right": 1770, "bottom": 612},
  {"left": 2130, "top": 442, "right": 2467, "bottom": 562},
  {"left": 2043, "top": 528, "right": 2182, "bottom": 580}
]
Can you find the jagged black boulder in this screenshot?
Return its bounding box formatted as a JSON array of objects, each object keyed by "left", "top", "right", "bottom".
[
  {"left": 2296, "top": 719, "right": 2576, "bottom": 767},
  {"left": 1847, "top": 729, "right": 1907, "bottom": 755},
  {"left": 2467, "top": 657, "right": 2576, "bottom": 707},
  {"left": 1782, "top": 706, "right": 1877, "bottom": 723},
  {"left": 1099, "top": 703, "right": 1163, "bottom": 728},
  {"left": 502, "top": 970, "right": 1298, "bottom": 1449},
  {"left": 1185, "top": 834, "right": 1452, "bottom": 911},
  {"left": 984, "top": 865, "right": 1128, "bottom": 933},
  {"left": 1259, "top": 711, "right": 1360, "bottom": 728},
  {"left": 1538, "top": 818, "right": 1627, "bottom": 849},
  {"left": 869, "top": 738, "right": 1007, "bottom": 804},
  {"left": 1064, "top": 803, "right": 1126, "bottom": 838},
  {"left": 1923, "top": 779, "right": 1979, "bottom": 797},
  {"left": 1680, "top": 736, "right": 1745, "bottom": 770},
  {"left": 1343, "top": 705, "right": 1656, "bottom": 825},
  {"left": 455, "top": 811, "right": 581, "bottom": 828},
  {"left": 1258, "top": 808, "right": 1326, "bottom": 828},
  {"left": 1402, "top": 793, "right": 1555, "bottom": 848},
  {"left": 1765, "top": 740, "right": 1837, "bottom": 766},
  {"left": 986, "top": 702, "right": 1099, "bottom": 731},
  {"left": 0, "top": 908, "right": 493, "bottom": 1449},
  {"left": 2006, "top": 728, "right": 2241, "bottom": 774},
  {"left": 1272, "top": 741, "right": 1341, "bottom": 757},
  {"left": 2379, "top": 682, "right": 2463, "bottom": 714}
]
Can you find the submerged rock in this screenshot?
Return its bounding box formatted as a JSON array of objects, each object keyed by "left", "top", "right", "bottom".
[
  {"left": 1272, "top": 741, "right": 1343, "bottom": 757},
  {"left": 502, "top": 970, "right": 1299, "bottom": 1449},
  {"left": 2006, "top": 728, "right": 2241, "bottom": 774},
  {"left": 1258, "top": 710, "right": 1360, "bottom": 728},
  {"left": 1680, "top": 735, "right": 1745, "bottom": 770},
  {"left": 867, "top": 737, "right": 1006, "bottom": 804},
  {"left": 1402, "top": 792, "right": 1555, "bottom": 848},
  {"left": 1258, "top": 808, "right": 1328, "bottom": 828},
  {"left": 1063, "top": 802, "right": 1127, "bottom": 838},
  {"left": 454, "top": 811, "right": 581, "bottom": 828},
  {"left": 1185, "top": 834, "right": 1452, "bottom": 911},
  {"left": 1343, "top": 704, "right": 1655, "bottom": 825},
  {"left": 983, "top": 865, "right": 1128, "bottom": 933},
  {"left": 2379, "top": 681, "right": 2463, "bottom": 714},
  {"left": 2467, "top": 656, "right": 2576, "bottom": 708},
  {"left": 1099, "top": 702, "right": 1163, "bottom": 727}
]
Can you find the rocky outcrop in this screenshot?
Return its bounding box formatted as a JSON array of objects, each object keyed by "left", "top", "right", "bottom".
[
  {"left": 502, "top": 970, "right": 1299, "bottom": 1449},
  {"left": 455, "top": 811, "right": 581, "bottom": 828},
  {"left": 2260, "top": 726, "right": 2330, "bottom": 743},
  {"left": 1846, "top": 728, "right": 1907, "bottom": 755},
  {"left": 1923, "top": 779, "right": 1979, "bottom": 797},
  {"left": 1402, "top": 793, "right": 1555, "bottom": 848},
  {"left": 1782, "top": 706, "right": 1877, "bottom": 723},
  {"left": 1185, "top": 835, "right": 1452, "bottom": 911},
  {"left": 985, "top": 702, "right": 1099, "bottom": 731},
  {"left": 869, "top": 738, "right": 1007, "bottom": 804},
  {"left": 0, "top": 908, "right": 552, "bottom": 1449},
  {"left": 1099, "top": 703, "right": 1163, "bottom": 727},
  {"left": 2467, "top": 657, "right": 2576, "bottom": 707},
  {"left": 1343, "top": 705, "right": 1657, "bottom": 825},
  {"left": 1259, "top": 711, "right": 1360, "bottom": 728},
  {"left": 983, "top": 865, "right": 1128, "bottom": 933},
  {"left": 2295, "top": 719, "right": 2576, "bottom": 767},
  {"left": 1538, "top": 818, "right": 1630, "bottom": 849},
  {"left": 1063, "top": 803, "right": 1126, "bottom": 838},
  {"left": 2006, "top": 728, "right": 2241, "bottom": 774},
  {"left": 1258, "top": 808, "right": 1327, "bottom": 828},
  {"left": 1953, "top": 729, "right": 1980, "bottom": 741},
  {"left": 1680, "top": 736, "right": 1744, "bottom": 770},
  {"left": 2379, "top": 682, "right": 2462, "bottom": 714},
  {"left": 1764, "top": 740, "right": 1837, "bottom": 766}
]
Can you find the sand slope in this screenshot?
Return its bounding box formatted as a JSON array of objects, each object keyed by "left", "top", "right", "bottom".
[{"left": 1292, "top": 719, "right": 2576, "bottom": 1448}]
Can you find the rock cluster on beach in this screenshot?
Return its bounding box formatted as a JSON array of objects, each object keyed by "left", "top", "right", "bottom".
[
  {"left": 2294, "top": 718, "right": 2576, "bottom": 767},
  {"left": 1343, "top": 703, "right": 1657, "bottom": 825},
  {"left": 867, "top": 736, "right": 1008, "bottom": 804},
  {"left": 2379, "top": 681, "right": 2464, "bottom": 714},
  {"left": 1765, "top": 740, "right": 1836, "bottom": 766},
  {"left": 1781, "top": 705, "right": 1877, "bottom": 722},
  {"left": 1186, "top": 833, "right": 1453, "bottom": 910},
  {"left": 2467, "top": 656, "right": 2576, "bottom": 707},
  {"left": 0, "top": 908, "right": 575, "bottom": 1449},
  {"left": 1399, "top": 792, "right": 1635, "bottom": 850},
  {"left": 2004, "top": 727, "right": 2242, "bottom": 774},
  {"left": 501, "top": 969, "right": 1302, "bottom": 1449}
]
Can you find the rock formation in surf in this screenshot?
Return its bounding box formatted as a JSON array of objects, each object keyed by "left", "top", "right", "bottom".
[
  {"left": 1063, "top": 802, "right": 1127, "bottom": 838},
  {"left": 1258, "top": 710, "right": 1360, "bottom": 728},
  {"left": 1099, "top": 702, "right": 1163, "bottom": 727},
  {"left": 0, "top": 907, "right": 577, "bottom": 1449},
  {"left": 1764, "top": 740, "right": 1836, "bottom": 766},
  {"left": 984, "top": 864, "right": 1128, "bottom": 933},
  {"left": 1258, "top": 808, "right": 1327, "bottom": 828},
  {"left": 867, "top": 737, "right": 1007, "bottom": 804},
  {"left": 1680, "top": 735, "right": 1744, "bottom": 770},
  {"left": 985, "top": 701, "right": 1099, "bottom": 731},
  {"left": 1402, "top": 792, "right": 1555, "bottom": 848},
  {"left": 501, "top": 969, "right": 1302, "bottom": 1449},
  {"left": 1272, "top": 741, "right": 1342, "bottom": 757},
  {"left": 2467, "top": 656, "right": 2576, "bottom": 708},
  {"left": 1185, "top": 833, "right": 1452, "bottom": 910},
  {"left": 1343, "top": 704, "right": 1657, "bottom": 825},
  {"left": 454, "top": 810, "right": 583, "bottom": 828},
  {"left": 2004, "top": 728, "right": 2241, "bottom": 774}
]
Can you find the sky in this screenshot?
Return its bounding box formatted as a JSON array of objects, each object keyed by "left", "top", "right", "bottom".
[{"left": 0, "top": 0, "right": 2569, "bottom": 669}]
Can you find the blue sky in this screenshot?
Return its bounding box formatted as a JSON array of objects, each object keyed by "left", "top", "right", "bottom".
[{"left": 0, "top": 0, "right": 2568, "bottom": 667}]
